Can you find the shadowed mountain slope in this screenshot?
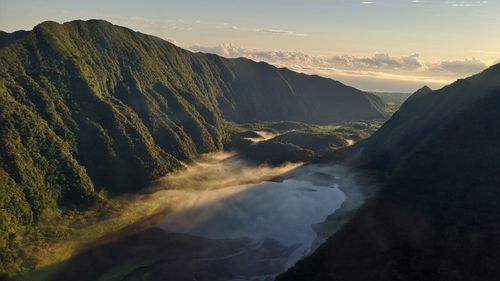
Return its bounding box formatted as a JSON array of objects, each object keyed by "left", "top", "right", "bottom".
[
  {"left": 278, "top": 64, "right": 500, "bottom": 281},
  {"left": 0, "top": 30, "right": 29, "bottom": 48}
]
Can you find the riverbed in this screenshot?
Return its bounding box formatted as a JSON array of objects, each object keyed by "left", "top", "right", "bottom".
[
  {"left": 45, "top": 152, "right": 365, "bottom": 281},
  {"left": 158, "top": 178, "right": 346, "bottom": 268}
]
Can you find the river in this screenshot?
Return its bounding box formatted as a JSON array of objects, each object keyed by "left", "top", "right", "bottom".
[{"left": 49, "top": 151, "right": 365, "bottom": 281}]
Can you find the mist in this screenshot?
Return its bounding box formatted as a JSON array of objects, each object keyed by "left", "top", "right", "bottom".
[
  {"left": 126, "top": 152, "right": 369, "bottom": 269},
  {"left": 73, "top": 149, "right": 372, "bottom": 280},
  {"left": 152, "top": 151, "right": 302, "bottom": 191},
  {"left": 243, "top": 130, "right": 280, "bottom": 143}
]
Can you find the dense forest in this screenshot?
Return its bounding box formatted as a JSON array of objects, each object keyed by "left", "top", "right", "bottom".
[{"left": 0, "top": 20, "right": 385, "bottom": 276}]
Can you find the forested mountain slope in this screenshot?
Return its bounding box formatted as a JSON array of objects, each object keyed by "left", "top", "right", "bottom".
[{"left": 0, "top": 19, "right": 384, "bottom": 273}]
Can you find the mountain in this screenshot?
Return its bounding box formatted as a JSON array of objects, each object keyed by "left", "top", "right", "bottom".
[
  {"left": 0, "top": 19, "right": 384, "bottom": 273},
  {"left": 277, "top": 64, "right": 500, "bottom": 280},
  {"left": 0, "top": 30, "right": 29, "bottom": 48},
  {"left": 359, "top": 64, "right": 500, "bottom": 175}
]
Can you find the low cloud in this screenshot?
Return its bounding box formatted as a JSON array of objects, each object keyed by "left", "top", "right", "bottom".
[
  {"left": 429, "top": 58, "right": 487, "bottom": 75},
  {"left": 188, "top": 43, "right": 491, "bottom": 91},
  {"left": 326, "top": 53, "right": 422, "bottom": 71}
]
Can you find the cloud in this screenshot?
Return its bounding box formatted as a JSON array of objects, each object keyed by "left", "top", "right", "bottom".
[
  {"left": 429, "top": 58, "right": 487, "bottom": 76},
  {"left": 188, "top": 43, "right": 491, "bottom": 91},
  {"left": 447, "top": 1, "right": 489, "bottom": 7},
  {"left": 189, "top": 44, "right": 487, "bottom": 76},
  {"left": 255, "top": 28, "right": 307, "bottom": 36},
  {"left": 326, "top": 53, "right": 422, "bottom": 71},
  {"left": 259, "top": 29, "right": 293, "bottom": 34}
]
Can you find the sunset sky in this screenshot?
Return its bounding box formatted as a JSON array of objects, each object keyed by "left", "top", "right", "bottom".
[{"left": 2, "top": 0, "right": 499, "bottom": 92}]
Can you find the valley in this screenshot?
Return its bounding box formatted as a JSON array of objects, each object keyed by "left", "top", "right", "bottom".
[
  {"left": 15, "top": 128, "right": 372, "bottom": 281},
  {"left": 0, "top": 20, "right": 389, "bottom": 278},
  {"left": 3, "top": 13, "right": 499, "bottom": 281}
]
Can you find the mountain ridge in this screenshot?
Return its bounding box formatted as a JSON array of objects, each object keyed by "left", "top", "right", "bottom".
[
  {"left": 277, "top": 62, "right": 500, "bottom": 281},
  {"left": 3, "top": 19, "right": 386, "bottom": 124},
  {"left": 0, "top": 19, "right": 385, "bottom": 275},
  {"left": 0, "top": 30, "right": 29, "bottom": 48}
]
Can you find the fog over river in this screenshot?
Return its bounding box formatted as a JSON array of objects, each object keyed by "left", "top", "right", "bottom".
[
  {"left": 51, "top": 150, "right": 368, "bottom": 281},
  {"left": 158, "top": 172, "right": 346, "bottom": 268},
  {"left": 150, "top": 151, "right": 365, "bottom": 279}
]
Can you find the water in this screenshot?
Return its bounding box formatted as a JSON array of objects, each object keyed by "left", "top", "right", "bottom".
[
  {"left": 157, "top": 178, "right": 346, "bottom": 267},
  {"left": 53, "top": 152, "right": 361, "bottom": 281}
]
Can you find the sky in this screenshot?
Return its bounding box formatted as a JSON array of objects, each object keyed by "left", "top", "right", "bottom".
[{"left": 1, "top": 0, "right": 500, "bottom": 92}]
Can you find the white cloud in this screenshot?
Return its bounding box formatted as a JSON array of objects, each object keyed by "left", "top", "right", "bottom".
[
  {"left": 255, "top": 28, "right": 307, "bottom": 36},
  {"left": 447, "top": 1, "right": 489, "bottom": 7},
  {"left": 429, "top": 58, "right": 487, "bottom": 75},
  {"left": 326, "top": 53, "right": 422, "bottom": 71},
  {"left": 188, "top": 43, "right": 491, "bottom": 91}
]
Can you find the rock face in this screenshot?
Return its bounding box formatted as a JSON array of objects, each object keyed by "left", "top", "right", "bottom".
[
  {"left": 278, "top": 64, "right": 500, "bottom": 281},
  {"left": 0, "top": 19, "right": 385, "bottom": 263}
]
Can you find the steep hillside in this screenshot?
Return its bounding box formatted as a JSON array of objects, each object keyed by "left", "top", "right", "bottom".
[
  {"left": 0, "top": 19, "right": 384, "bottom": 275},
  {"left": 218, "top": 63, "right": 385, "bottom": 123},
  {"left": 278, "top": 64, "right": 500, "bottom": 280},
  {"left": 359, "top": 64, "right": 500, "bottom": 175},
  {"left": 0, "top": 30, "right": 29, "bottom": 48}
]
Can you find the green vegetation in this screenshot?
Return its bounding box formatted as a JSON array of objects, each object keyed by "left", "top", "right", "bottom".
[
  {"left": 236, "top": 120, "right": 383, "bottom": 165},
  {"left": 0, "top": 19, "right": 386, "bottom": 277},
  {"left": 1, "top": 195, "right": 174, "bottom": 279},
  {"left": 0, "top": 20, "right": 229, "bottom": 275},
  {"left": 371, "top": 91, "right": 413, "bottom": 115}
]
